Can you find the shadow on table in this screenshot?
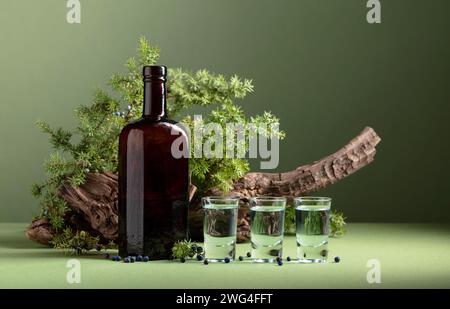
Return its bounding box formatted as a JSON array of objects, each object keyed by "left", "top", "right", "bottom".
[
  {"left": 1, "top": 250, "right": 109, "bottom": 260},
  {"left": 0, "top": 225, "right": 114, "bottom": 261},
  {"left": 0, "top": 229, "right": 47, "bottom": 250}
]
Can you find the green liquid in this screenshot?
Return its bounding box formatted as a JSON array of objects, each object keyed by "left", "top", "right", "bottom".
[
  {"left": 250, "top": 206, "right": 285, "bottom": 262},
  {"left": 203, "top": 204, "right": 238, "bottom": 262},
  {"left": 296, "top": 206, "right": 330, "bottom": 263}
]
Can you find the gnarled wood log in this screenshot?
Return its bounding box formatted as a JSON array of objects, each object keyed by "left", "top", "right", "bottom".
[
  {"left": 26, "top": 127, "right": 381, "bottom": 245},
  {"left": 26, "top": 218, "right": 54, "bottom": 245},
  {"left": 60, "top": 172, "right": 119, "bottom": 241},
  {"left": 229, "top": 126, "right": 380, "bottom": 197}
]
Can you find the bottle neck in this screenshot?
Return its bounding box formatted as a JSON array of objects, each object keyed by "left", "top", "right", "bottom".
[{"left": 143, "top": 78, "right": 166, "bottom": 120}]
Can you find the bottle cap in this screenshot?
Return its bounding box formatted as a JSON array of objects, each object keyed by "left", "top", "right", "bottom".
[{"left": 143, "top": 66, "right": 167, "bottom": 80}]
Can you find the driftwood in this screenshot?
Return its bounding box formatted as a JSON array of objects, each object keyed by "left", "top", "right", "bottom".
[
  {"left": 26, "top": 218, "right": 54, "bottom": 245},
  {"left": 61, "top": 172, "right": 119, "bottom": 240},
  {"left": 26, "top": 127, "right": 381, "bottom": 245}
]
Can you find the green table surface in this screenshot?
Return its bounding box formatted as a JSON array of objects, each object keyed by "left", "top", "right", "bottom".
[{"left": 0, "top": 223, "right": 449, "bottom": 289}]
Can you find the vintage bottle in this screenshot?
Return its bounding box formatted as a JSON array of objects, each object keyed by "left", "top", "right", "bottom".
[{"left": 118, "top": 65, "right": 189, "bottom": 259}]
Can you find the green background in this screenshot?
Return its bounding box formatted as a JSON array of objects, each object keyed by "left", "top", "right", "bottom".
[{"left": 1, "top": 0, "right": 449, "bottom": 223}]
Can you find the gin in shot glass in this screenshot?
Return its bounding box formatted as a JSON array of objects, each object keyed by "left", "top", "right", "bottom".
[
  {"left": 202, "top": 196, "right": 240, "bottom": 262},
  {"left": 294, "top": 197, "right": 332, "bottom": 263},
  {"left": 249, "top": 197, "right": 286, "bottom": 262}
]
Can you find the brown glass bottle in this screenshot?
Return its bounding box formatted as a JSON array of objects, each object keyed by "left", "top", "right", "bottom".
[{"left": 118, "top": 66, "right": 189, "bottom": 259}]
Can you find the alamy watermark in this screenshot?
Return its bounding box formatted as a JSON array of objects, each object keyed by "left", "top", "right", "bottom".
[
  {"left": 66, "top": 1, "right": 380, "bottom": 25},
  {"left": 66, "top": 0, "right": 81, "bottom": 24},
  {"left": 171, "top": 115, "right": 280, "bottom": 170},
  {"left": 367, "top": 0, "right": 381, "bottom": 24},
  {"left": 366, "top": 259, "right": 382, "bottom": 284},
  {"left": 66, "top": 259, "right": 81, "bottom": 284}
]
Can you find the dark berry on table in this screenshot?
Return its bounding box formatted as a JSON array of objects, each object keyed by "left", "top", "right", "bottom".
[
  {"left": 136, "top": 255, "right": 143, "bottom": 262},
  {"left": 238, "top": 256, "right": 244, "bottom": 261},
  {"left": 334, "top": 256, "right": 341, "bottom": 263},
  {"left": 204, "top": 259, "right": 209, "bottom": 265},
  {"left": 116, "top": 256, "right": 121, "bottom": 261},
  {"left": 130, "top": 256, "right": 135, "bottom": 263},
  {"left": 180, "top": 257, "right": 186, "bottom": 263},
  {"left": 277, "top": 260, "right": 283, "bottom": 266},
  {"left": 111, "top": 255, "right": 117, "bottom": 261},
  {"left": 124, "top": 257, "right": 130, "bottom": 263},
  {"left": 143, "top": 256, "right": 150, "bottom": 262},
  {"left": 303, "top": 253, "right": 306, "bottom": 258},
  {"left": 196, "top": 246, "right": 203, "bottom": 254},
  {"left": 197, "top": 255, "right": 204, "bottom": 261},
  {"left": 224, "top": 257, "right": 230, "bottom": 263},
  {"left": 191, "top": 244, "right": 198, "bottom": 251},
  {"left": 276, "top": 256, "right": 282, "bottom": 262},
  {"left": 286, "top": 256, "right": 291, "bottom": 262},
  {"left": 246, "top": 252, "right": 251, "bottom": 258}
]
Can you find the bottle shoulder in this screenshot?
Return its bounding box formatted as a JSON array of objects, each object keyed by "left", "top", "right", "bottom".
[{"left": 120, "top": 118, "right": 187, "bottom": 137}]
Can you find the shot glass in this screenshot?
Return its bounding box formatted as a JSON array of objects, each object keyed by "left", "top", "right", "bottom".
[
  {"left": 202, "top": 196, "right": 240, "bottom": 262},
  {"left": 249, "top": 197, "right": 286, "bottom": 262},
  {"left": 294, "top": 197, "right": 332, "bottom": 263}
]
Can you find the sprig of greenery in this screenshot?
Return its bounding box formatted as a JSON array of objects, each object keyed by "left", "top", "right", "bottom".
[
  {"left": 52, "top": 228, "right": 100, "bottom": 255},
  {"left": 171, "top": 240, "right": 203, "bottom": 260},
  {"left": 304, "top": 211, "right": 323, "bottom": 235},
  {"left": 330, "top": 210, "right": 347, "bottom": 237},
  {"left": 284, "top": 206, "right": 347, "bottom": 237},
  {"left": 284, "top": 205, "right": 296, "bottom": 234}
]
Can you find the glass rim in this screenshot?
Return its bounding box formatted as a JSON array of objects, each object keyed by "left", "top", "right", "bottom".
[
  {"left": 202, "top": 196, "right": 240, "bottom": 206},
  {"left": 250, "top": 196, "right": 287, "bottom": 202},
  {"left": 294, "top": 196, "right": 332, "bottom": 203},
  {"left": 202, "top": 196, "right": 240, "bottom": 200}
]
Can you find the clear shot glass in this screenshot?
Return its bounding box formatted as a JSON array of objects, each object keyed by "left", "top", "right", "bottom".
[
  {"left": 249, "top": 197, "right": 286, "bottom": 263},
  {"left": 202, "top": 196, "right": 240, "bottom": 262},
  {"left": 294, "top": 197, "right": 332, "bottom": 263}
]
